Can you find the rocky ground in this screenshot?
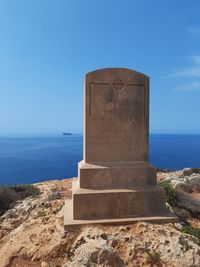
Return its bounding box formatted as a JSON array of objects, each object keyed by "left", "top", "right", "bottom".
[{"left": 0, "top": 169, "right": 200, "bottom": 267}]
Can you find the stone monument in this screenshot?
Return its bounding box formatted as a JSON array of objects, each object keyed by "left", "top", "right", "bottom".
[{"left": 64, "top": 68, "right": 177, "bottom": 229}]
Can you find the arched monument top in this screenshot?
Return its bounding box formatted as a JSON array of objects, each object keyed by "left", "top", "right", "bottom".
[{"left": 86, "top": 68, "right": 149, "bottom": 81}]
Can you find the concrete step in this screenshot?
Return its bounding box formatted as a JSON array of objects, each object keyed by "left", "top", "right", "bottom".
[
  {"left": 72, "top": 180, "right": 169, "bottom": 220},
  {"left": 78, "top": 160, "right": 157, "bottom": 189},
  {"left": 64, "top": 199, "right": 178, "bottom": 230}
]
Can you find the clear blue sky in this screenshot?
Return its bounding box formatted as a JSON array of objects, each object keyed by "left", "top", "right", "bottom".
[{"left": 0, "top": 0, "right": 200, "bottom": 136}]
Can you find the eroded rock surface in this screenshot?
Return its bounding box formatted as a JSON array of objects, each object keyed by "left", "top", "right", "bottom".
[{"left": 0, "top": 171, "right": 200, "bottom": 267}]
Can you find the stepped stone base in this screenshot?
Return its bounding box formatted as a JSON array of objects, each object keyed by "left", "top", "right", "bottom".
[
  {"left": 78, "top": 161, "right": 157, "bottom": 189},
  {"left": 64, "top": 160, "right": 178, "bottom": 229},
  {"left": 72, "top": 180, "right": 169, "bottom": 220},
  {"left": 64, "top": 199, "right": 178, "bottom": 230}
]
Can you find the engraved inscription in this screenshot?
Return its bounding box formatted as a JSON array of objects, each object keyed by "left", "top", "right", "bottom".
[
  {"left": 89, "top": 82, "right": 109, "bottom": 116},
  {"left": 88, "top": 136, "right": 133, "bottom": 145},
  {"left": 89, "top": 83, "right": 146, "bottom": 119}
]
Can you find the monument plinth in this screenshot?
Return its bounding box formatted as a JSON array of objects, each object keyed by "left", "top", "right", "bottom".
[{"left": 64, "top": 68, "right": 177, "bottom": 229}]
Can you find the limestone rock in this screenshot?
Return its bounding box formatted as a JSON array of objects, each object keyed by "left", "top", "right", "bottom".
[
  {"left": 177, "top": 175, "right": 200, "bottom": 193},
  {"left": 0, "top": 176, "right": 200, "bottom": 267},
  {"left": 177, "top": 191, "right": 200, "bottom": 218},
  {"left": 183, "top": 168, "right": 194, "bottom": 176}
]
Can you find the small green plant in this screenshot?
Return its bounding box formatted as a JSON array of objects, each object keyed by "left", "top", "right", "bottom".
[
  {"left": 10, "top": 184, "right": 41, "bottom": 198},
  {"left": 181, "top": 226, "right": 200, "bottom": 240},
  {"left": 65, "top": 246, "right": 75, "bottom": 260},
  {"left": 0, "top": 184, "right": 41, "bottom": 216},
  {"left": 174, "top": 225, "right": 200, "bottom": 245},
  {"left": 37, "top": 211, "right": 46, "bottom": 218},
  {"left": 145, "top": 243, "right": 162, "bottom": 266},
  {"left": 51, "top": 187, "right": 59, "bottom": 192},
  {"left": 0, "top": 187, "right": 19, "bottom": 216},
  {"left": 160, "top": 182, "right": 177, "bottom": 207}
]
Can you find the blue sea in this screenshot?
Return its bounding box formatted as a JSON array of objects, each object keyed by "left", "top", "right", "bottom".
[{"left": 0, "top": 134, "right": 200, "bottom": 186}]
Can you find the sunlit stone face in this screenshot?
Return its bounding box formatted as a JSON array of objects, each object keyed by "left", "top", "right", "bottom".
[{"left": 84, "top": 68, "right": 149, "bottom": 162}]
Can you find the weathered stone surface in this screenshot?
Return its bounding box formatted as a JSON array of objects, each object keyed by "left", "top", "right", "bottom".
[
  {"left": 183, "top": 168, "right": 194, "bottom": 176},
  {"left": 78, "top": 160, "right": 157, "bottom": 189},
  {"left": 73, "top": 183, "right": 168, "bottom": 220},
  {"left": 64, "top": 198, "right": 179, "bottom": 229},
  {"left": 0, "top": 176, "right": 199, "bottom": 267},
  {"left": 64, "top": 223, "right": 200, "bottom": 267},
  {"left": 84, "top": 68, "right": 149, "bottom": 163},
  {"left": 177, "top": 191, "right": 200, "bottom": 218}
]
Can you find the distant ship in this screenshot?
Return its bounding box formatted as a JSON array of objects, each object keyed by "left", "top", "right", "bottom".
[{"left": 63, "top": 132, "right": 72, "bottom": 136}]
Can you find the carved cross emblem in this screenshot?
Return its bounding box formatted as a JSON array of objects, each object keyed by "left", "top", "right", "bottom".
[{"left": 112, "top": 79, "right": 125, "bottom": 90}]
